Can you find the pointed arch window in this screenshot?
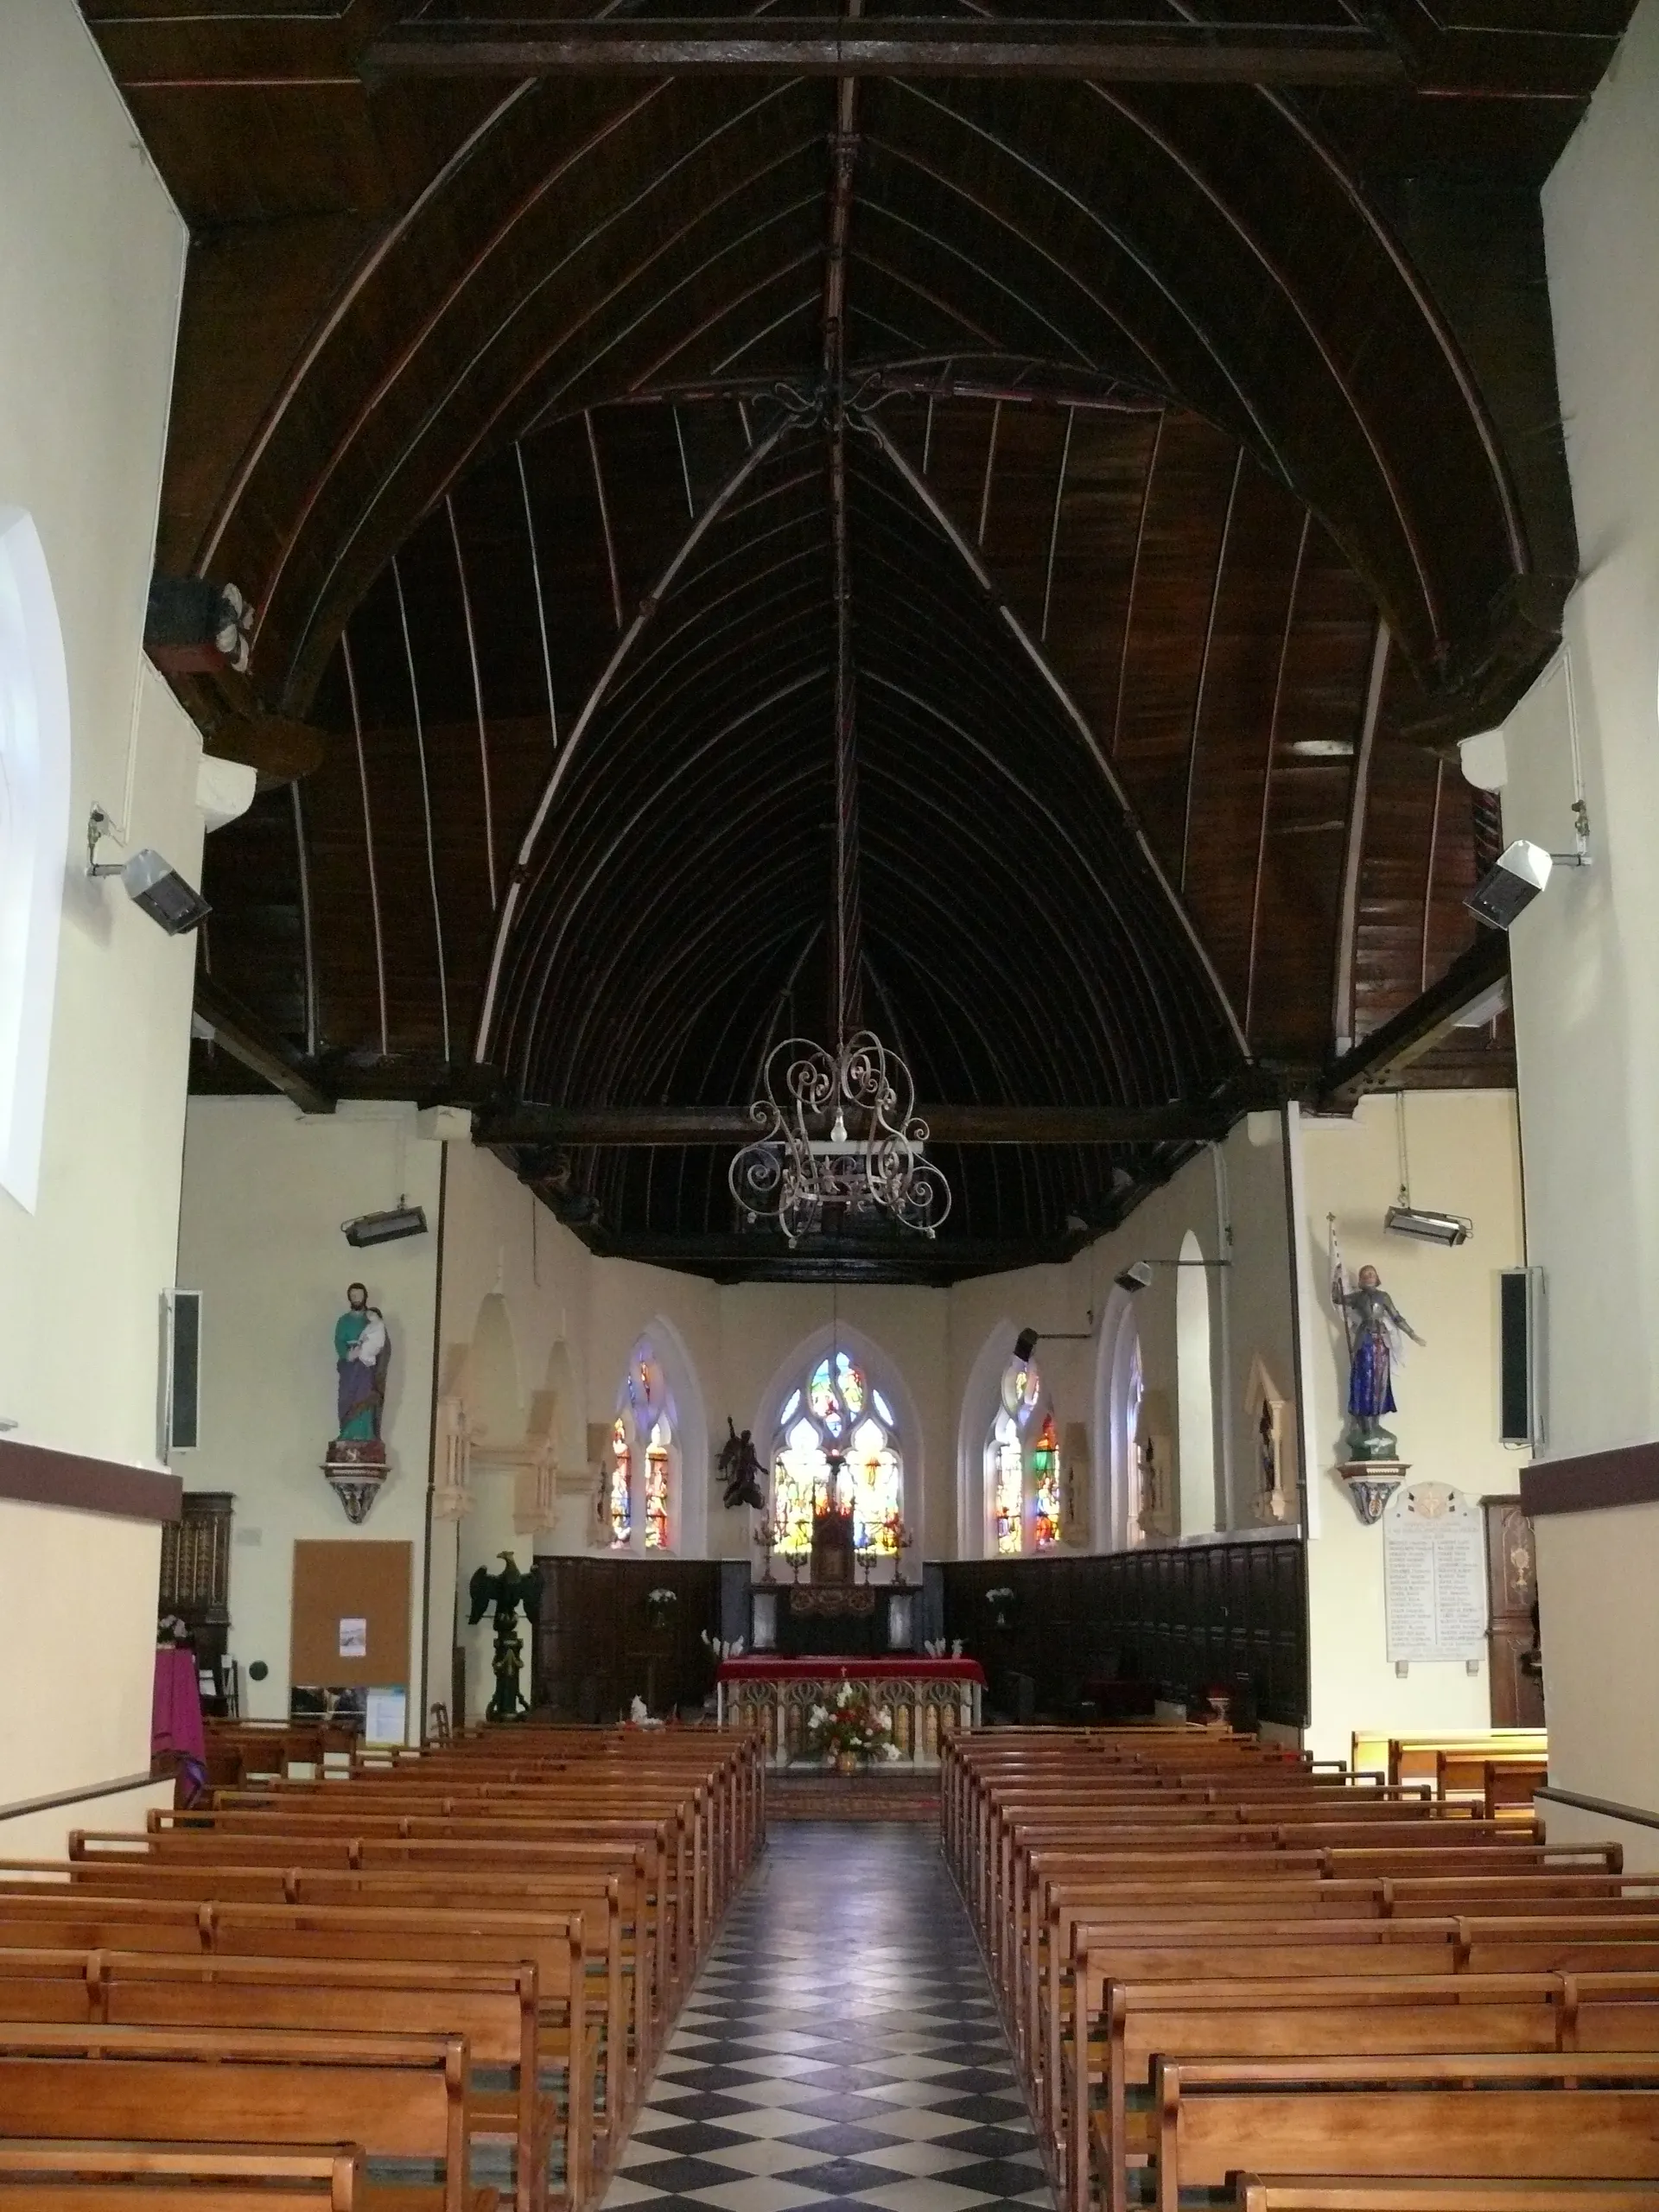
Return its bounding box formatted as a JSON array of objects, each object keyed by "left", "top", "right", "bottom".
[
  {"left": 645, "top": 1418, "right": 671, "bottom": 1552},
  {"left": 988, "top": 1355, "right": 1048, "bottom": 1556},
  {"left": 770, "top": 1350, "right": 903, "bottom": 1559},
  {"left": 612, "top": 1338, "right": 677, "bottom": 1552},
  {"left": 608, "top": 1417, "right": 632, "bottom": 1547}
]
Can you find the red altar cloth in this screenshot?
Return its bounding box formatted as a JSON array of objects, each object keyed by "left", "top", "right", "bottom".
[
  {"left": 718, "top": 1655, "right": 986, "bottom": 1688},
  {"left": 150, "top": 1644, "right": 207, "bottom": 1762}
]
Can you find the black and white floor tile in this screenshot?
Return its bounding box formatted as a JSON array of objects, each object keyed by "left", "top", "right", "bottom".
[{"left": 603, "top": 1823, "right": 1052, "bottom": 2212}]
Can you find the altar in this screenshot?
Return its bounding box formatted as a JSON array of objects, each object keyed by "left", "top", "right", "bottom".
[{"left": 717, "top": 1655, "right": 985, "bottom": 1769}]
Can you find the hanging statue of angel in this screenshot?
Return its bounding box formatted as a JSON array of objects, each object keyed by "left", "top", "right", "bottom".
[
  {"left": 1329, "top": 1217, "right": 1425, "bottom": 1462},
  {"left": 716, "top": 1418, "right": 766, "bottom": 1511}
]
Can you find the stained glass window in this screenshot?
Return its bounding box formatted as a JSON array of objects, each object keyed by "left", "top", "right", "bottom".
[
  {"left": 990, "top": 1408, "right": 1024, "bottom": 1556},
  {"left": 1031, "top": 1411, "right": 1060, "bottom": 1549},
  {"left": 988, "top": 1357, "right": 1046, "bottom": 1555},
  {"left": 645, "top": 1417, "right": 671, "bottom": 1551},
  {"left": 613, "top": 1338, "right": 675, "bottom": 1552},
  {"left": 608, "top": 1415, "right": 632, "bottom": 1546},
  {"left": 771, "top": 1351, "right": 903, "bottom": 1558}
]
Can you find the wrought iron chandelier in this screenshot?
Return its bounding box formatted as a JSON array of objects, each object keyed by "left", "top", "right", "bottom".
[{"left": 728, "top": 391, "right": 950, "bottom": 1249}]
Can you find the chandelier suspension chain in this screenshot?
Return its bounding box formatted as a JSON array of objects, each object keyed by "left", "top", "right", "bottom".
[{"left": 726, "top": 3, "right": 950, "bottom": 1250}]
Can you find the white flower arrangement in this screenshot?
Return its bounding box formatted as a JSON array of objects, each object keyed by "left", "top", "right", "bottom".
[{"left": 808, "top": 1678, "right": 898, "bottom": 1761}]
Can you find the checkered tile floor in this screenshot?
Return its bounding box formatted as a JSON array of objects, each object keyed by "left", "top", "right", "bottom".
[{"left": 603, "top": 1822, "right": 1052, "bottom": 2212}]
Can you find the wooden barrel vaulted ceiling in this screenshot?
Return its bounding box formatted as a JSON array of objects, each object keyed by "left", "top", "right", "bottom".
[{"left": 97, "top": 0, "right": 1629, "bottom": 1280}]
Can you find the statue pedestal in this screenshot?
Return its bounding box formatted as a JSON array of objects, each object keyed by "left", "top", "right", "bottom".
[
  {"left": 323, "top": 1439, "right": 387, "bottom": 1523},
  {"left": 1337, "top": 1459, "right": 1408, "bottom": 1526}
]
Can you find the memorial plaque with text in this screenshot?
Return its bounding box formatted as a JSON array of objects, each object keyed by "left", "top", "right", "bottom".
[{"left": 1383, "top": 1480, "right": 1489, "bottom": 1664}]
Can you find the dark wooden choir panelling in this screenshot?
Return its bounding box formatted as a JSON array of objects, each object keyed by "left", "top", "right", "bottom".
[
  {"left": 942, "top": 1538, "right": 1307, "bottom": 1728},
  {"left": 533, "top": 1556, "right": 722, "bottom": 1723}
]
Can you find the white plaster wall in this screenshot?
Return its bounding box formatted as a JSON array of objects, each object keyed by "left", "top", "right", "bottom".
[
  {"left": 946, "top": 1114, "right": 1300, "bottom": 1554},
  {"left": 1295, "top": 1091, "right": 1525, "bottom": 1760},
  {"left": 1529, "top": 0, "right": 1659, "bottom": 1816},
  {"left": 0, "top": 2, "right": 200, "bottom": 1821},
  {"left": 1494, "top": 0, "right": 1659, "bottom": 1822},
  {"left": 176, "top": 1098, "right": 1301, "bottom": 1730},
  {"left": 173, "top": 1101, "right": 442, "bottom": 1725}
]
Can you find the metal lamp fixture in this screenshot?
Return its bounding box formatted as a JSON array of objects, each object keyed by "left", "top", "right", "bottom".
[
  {"left": 1384, "top": 1094, "right": 1471, "bottom": 1248},
  {"left": 729, "top": 397, "right": 949, "bottom": 1249},
  {"left": 342, "top": 1199, "right": 429, "bottom": 1248}
]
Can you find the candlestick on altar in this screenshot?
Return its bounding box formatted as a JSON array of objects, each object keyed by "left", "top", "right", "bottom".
[{"left": 753, "top": 1512, "right": 778, "bottom": 1586}]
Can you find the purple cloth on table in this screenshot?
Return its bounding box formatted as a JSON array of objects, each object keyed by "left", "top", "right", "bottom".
[{"left": 151, "top": 1645, "right": 207, "bottom": 1762}]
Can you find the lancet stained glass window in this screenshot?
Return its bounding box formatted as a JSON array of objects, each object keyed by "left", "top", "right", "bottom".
[
  {"left": 613, "top": 1337, "right": 676, "bottom": 1551},
  {"left": 608, "top": 1416, "right": 632, "bottom": 1547},
  {"left": 1031, "top": 1411, "right": 1060, "bottom": 1549},
  {"left": 771, "top": 1351, "right": 903, "bottom": 1557},
  {"left": 988, "top": 1355, "right": 1043, "bottom": 1555},
  {"left": 645, "top": 1418, "right": 671, "bottom": 1551},
  {"left": 990, "top": 1408, "right": 1024, "bottom": 1556}
]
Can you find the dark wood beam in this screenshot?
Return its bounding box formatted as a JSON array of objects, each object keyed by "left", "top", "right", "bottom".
[
  {"left": 194, "top": 973, "right": 335, "bottom": 1116},
  {"left": 360, "top": 18, "right": 1404, "bottom": 86},
  {"left": 478, "top": 1102, "right": 1233, "bottom": 1147},
  {"left": 569, "top": 1228, "right": 1086, "bottom": 1285},
  {"left": 1315, "top": 931, "right": 1510, "bottom": 1109}
]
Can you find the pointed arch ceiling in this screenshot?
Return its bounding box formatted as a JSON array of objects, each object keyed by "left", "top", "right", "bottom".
[{"left": 98, "top": 0, "right": 1628, "bottom": 1276}]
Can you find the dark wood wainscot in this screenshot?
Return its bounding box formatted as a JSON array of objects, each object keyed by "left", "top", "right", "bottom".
[
  {"left": 160, "top": 1491, "right": 235, "bottom": 1714},
  {"left": 940, "top": 1537, "right": 1307, "bottom": 1727},
  {"left": 1484, "top": 1496, "right": 1545, "bottom": 1727},
  {"left": 533, "top": 1557, "right": 721, "bottom": 1721}
]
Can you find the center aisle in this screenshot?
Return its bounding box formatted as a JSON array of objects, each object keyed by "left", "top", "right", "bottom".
[{"left": 606, "top": 1823, "right": 1054, "bottom": 2212}]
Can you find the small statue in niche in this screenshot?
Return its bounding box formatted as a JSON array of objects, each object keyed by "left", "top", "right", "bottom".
[
  {"left": 717, "top": 1418, "right": 766, "bottom": 1510},
  {"left": 1332, "top": 1254, "right": 1425, "bottom": 1463},
  {"left": 335, "top": 1281, "right": 390, "bottom": 1443},
  {"left": 467, "top": 1550, "right": 544, "bottom": 1722}
]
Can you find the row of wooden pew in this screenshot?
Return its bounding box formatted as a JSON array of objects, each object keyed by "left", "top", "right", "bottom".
[
  {"left": 0, "top": 1721, "right": 765, "bottom": 2209},
  {"left": 942, "top": 1722, "right": 1659, "bottom": 2212},
  {"left": 1351, "top": 1731, "right": 1551, "bottom": 1821}
]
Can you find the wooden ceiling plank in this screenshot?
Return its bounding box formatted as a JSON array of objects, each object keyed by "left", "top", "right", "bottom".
[
  {"left": 338, "top": 624, "right": 391, "bottom": 1060},
  {"left": 1244, "top": 509, "right": 1311, "bottom": 1040},
  {"left": 1331, "top": 619, "right": 1389, "bottom": 1055}
]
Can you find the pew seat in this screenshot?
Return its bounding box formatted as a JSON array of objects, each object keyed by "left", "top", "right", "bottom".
[
  {"left": 1234, "top": 2181, "right": 1659, "bottom": 2212},
  {"left": 1154, "top": 2053, "right": 1659, "bottom": 2212},
  {"left": 0, "top": 2023, "right": 492, "bottom": 2212},
  {"left": 0, "top": 2140, "right": 363, "bottom": 2209}
]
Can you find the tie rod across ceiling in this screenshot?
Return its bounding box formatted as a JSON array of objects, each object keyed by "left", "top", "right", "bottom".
[{"left": 360, "top": 19, "right": 1406, "bottom": 86}]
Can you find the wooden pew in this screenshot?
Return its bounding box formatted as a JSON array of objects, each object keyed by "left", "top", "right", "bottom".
[
  {"left": 1090, "top": 1971, "right": 1659, "bottom": 2212},
  {"left": 1152, "top": 2053, "right": 1659, "bottom": 2212},
  {"left": 0, "top": 2141, "right": 364, "bottom": 2209},
  {"left": 49, "top": 1849, "right": 642, "bottom": 2109},
  {"left": 0, "top": 2024, "right": 488, "bottom": 2212},
  {"left": 1233, "top": 2183, "right": 1659, "bottom": 2212},
  {"left": 1066, "top": 1915, "right": 1659, "bottom": 2212},
  {"left": 0, "top": 1948, "right": 556, "bottom": 2212},
  {"left": 0, "top": 1900, "right": 589, "bottom": 2207}
]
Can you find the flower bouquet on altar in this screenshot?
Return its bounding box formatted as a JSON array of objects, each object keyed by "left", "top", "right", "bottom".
[{"left": 806, "top": 1678, "right": 900, "bottom": 1773}]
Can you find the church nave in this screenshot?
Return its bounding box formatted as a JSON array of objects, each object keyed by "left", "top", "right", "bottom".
[{"left": 608, "top": 1826, "right": 1051, "bottom": 2212}]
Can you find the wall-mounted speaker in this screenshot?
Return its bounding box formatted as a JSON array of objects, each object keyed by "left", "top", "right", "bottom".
[
  {"left": 1499, "top": 1268, "right": 1545, "bottom": 1449},
  {"left": 162, "top": 1288, "right": 202, "bottom": 1454}
]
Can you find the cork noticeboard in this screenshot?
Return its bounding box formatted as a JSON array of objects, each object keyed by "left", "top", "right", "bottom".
[{"left": 290, "top": 1539, "right": 412, "bottom": 1688}]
